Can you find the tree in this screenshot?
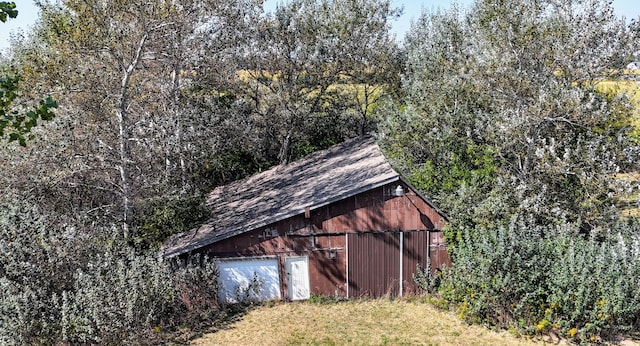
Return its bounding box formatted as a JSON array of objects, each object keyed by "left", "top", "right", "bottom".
[
  {"left": 152, "top": 0, "right": 264, "bottom": 193},
  {"left": 2, "top": 0, "right": 400, "bottom": 246},
  {"left": 45, "top": 0, "right": 179, "bottom": 239},
  {"left": 240, "top": 0, "right": 401, "bottom": 164},
  {"left": 382, "top": 0, "right": 640, "bottom": 232},
  {"left": 0, "top": 1, "right": 57, "bottom": 146},
  {"left": 2, "top": 0, "right": 265, "bottom": 242},
  {"left": 386, "top": 1, "right": 640, "bottom": 338}
]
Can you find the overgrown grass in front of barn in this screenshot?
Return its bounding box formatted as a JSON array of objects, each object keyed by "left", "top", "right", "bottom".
[{"left": 193, "top": 298, "right": 545, "bottom": 346}]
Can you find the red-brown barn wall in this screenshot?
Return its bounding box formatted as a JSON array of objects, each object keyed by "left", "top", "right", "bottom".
[
  {"left": 199, "top": 182, "right": 448, "bottom": 299},
  {"left": 316, "top": 185, "right": 446, "bottom": 233},
  {"left": 402, "top": 231, "right": 429, "bottom": 295}
]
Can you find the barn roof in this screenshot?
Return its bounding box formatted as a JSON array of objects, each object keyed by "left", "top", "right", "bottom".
[{"left": 162, "top": 136, "right": 438, "bottom": 258}]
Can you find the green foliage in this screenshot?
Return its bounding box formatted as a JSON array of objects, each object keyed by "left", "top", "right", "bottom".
[
  {"left": 0, "top": 201, "right": 220, "bottom": 344},
  {"left": 0, "top": 1, "right": 17, "bottom": 23},
  {"left": 381, "top": 1, "right": 640, "bottom": 342},
  {"left": 409, "top": 143, "right": 499, "bottom": 194},
  {"left": 172, "top": 254, "right": 220, "bottom": 319},
  {"left": 194, "top": 149, "right": 271, "bottom": 192},
  {"left": 0, "top": 73, "right": 57, "bottom": 146},
  {"left": 0, "top": 2, "right": 57, "bottom": 146},
  {"left": 242, "top": 0, "right": 401, "bottom": 163},
  {"left": 381, "top": 0, "right": 639, "bottom": 237},
  {"left": 439, "top": 218, "right": 640, "bottom": 342},
  {"left": 60, "top": 248, "right": 176, "bottom": 344},
  {"left": 412, "top": 262, "right": 442, "bottom": 294},
  {"left": 308, "top": 294, "right": 348, "bottom": 305},
  {"left": 136, "top": 196, "right": 211, "bottom": 249}
]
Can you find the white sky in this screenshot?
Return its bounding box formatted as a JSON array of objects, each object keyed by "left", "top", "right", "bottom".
[{"left": 1, "top": 0, "right": 639, "bottom": 51}]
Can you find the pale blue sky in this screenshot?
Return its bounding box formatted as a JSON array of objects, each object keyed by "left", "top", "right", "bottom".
[
  {"left": 265, "top": 0, "right": 640, "bottom": 40},
  {"left": 1, "top": 0, "right": 639, "bottom": 51}
]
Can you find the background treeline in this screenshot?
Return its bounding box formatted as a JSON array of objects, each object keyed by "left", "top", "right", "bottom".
[{"left": 0, "top": 0, "right": 639, "bottom": 344}]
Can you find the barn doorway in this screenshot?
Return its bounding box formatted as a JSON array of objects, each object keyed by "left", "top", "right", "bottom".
[
  {"left": 217, "top": 257, "right": 281, "bottom": 303},
  {"left": 285, "top": 256, "right": 310, "bottom": 300},
  {"left": 347, "top": 231, "right": 450, "bottom": 298}
]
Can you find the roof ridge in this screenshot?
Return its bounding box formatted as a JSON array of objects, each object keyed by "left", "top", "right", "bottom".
[{"left": 207, "top": 136, "right": 377, "bottom": 203}]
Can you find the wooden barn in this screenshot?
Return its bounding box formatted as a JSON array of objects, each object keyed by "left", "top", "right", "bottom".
[{"left": 163, "top": 136, "right": 451, "bottom": 302}]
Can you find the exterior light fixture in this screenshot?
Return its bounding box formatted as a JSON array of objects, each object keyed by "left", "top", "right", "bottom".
[{"left": 393, "top": 185, "right": 405, "bottom": 197}]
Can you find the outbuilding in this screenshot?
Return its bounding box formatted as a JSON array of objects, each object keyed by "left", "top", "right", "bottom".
[{"left": 163, "top": 136, "right": 451, "bottom": 302}]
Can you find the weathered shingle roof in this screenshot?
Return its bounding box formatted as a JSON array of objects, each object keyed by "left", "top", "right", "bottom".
[{"left": 163, "top": 136, "right": 400, "bottom": 257}]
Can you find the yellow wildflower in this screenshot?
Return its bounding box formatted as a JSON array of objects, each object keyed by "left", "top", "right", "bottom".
[{"left": 536, "top": 320, "right": 550, "bottom": 332}]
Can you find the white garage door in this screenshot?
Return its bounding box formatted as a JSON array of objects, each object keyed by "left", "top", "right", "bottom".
[{"left": 218, "top": 258, "right": 281, "bottom": 303}]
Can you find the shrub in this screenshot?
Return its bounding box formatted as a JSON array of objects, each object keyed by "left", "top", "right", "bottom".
[
  {"left": 413, "top": 261, "right": 442, "bottom": 294},
  {"left": 135, "top": 196, "right": 211, "bottom": 250},
  {"left": 60, "top": 248, "right": 178, "bottom": 344},
  {"left": 0, "top": 201, "right": 220, "bottom": 345},
  {"left": 439, "top": 217, "right": 640, "bottom": 341},
  {"left": 172, "top": 254, "right": 220, "bottom": 319}
]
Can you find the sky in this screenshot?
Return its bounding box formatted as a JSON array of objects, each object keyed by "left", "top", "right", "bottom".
[{"left": 1, "top": 0, "right": 639, "bottom": 51}]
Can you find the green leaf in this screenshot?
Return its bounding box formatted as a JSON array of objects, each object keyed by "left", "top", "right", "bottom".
[{"left": 0, "top": 2, "right": 18, "bottom": 23}]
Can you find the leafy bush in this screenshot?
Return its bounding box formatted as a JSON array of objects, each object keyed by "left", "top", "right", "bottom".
[
  {"left": 60, "top": 248, "right": 179, "bottom": 344},
  {"left": 438, "top": 217, "right": 640, "bottom": 342},
  {"left": 172, "top": 254, "right": 220, "bottom": 319},
  {"left": 413, "top": 262, "right": 442, "bottom": 294},
  {"left": 0, "top": 201, "right": 220, "bottom": 345},
  {"left": 135, "top": 196, "right": 211, "bottom": 250}
]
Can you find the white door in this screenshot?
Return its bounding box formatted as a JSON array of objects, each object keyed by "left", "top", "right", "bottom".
[
  {"left": 218, "top": 258, "right": 281, "bottom": 304},
  {"left": 285, "top": 256, "right": 310, "bottom": 300}
]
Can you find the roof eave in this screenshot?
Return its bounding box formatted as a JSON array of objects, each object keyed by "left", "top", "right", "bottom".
[{"left": 164, "top": 174, "right": 401, "bottom": 258}]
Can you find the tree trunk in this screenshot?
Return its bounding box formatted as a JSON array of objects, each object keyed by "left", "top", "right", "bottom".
[
  {"left": 278, "top": 132, "right": 292, "bottom": 165},
  {"left": 171, "top": 56, "right": 188, "bottom": 193},
  {"left": 116, "top": 32, "right": 148, "bottom": 240}
]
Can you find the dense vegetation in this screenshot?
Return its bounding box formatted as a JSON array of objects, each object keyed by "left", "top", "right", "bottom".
[
  {"left": 0, "top": 0, "right": 639, "bottom": 344},
  {"left": 384, "top": 0, "right": 640, "bottom": 342},
  {"left": 0, "top": 0, "right": 400, "bottom": 343}
]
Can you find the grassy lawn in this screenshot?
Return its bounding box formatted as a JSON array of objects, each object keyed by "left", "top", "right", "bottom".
[{"left": 191, "top": 299, "right": 547, "bottom": 346}]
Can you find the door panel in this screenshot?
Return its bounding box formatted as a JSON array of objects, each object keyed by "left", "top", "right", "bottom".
[
  {"left": 285, "top": 256, "right": 310, "bottom": 300},
  {"left": 218, "top": 258, "right": 281, "bottom": 303}
]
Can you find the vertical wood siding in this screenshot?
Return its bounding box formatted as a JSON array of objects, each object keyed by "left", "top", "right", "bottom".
[
  {"left": 201, "top": 182, "right": 451, "bottom": 299},
  {"left": 347, "top": 232, "right": 401, "bottom": 297},
  {"left": 347, "top": 231, "right": 449, "bottom": 298}
]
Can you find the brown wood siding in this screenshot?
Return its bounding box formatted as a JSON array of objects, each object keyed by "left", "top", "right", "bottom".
[
  {"left": 347, "top": 231, "right": 448, "bottom": 297},
  {"left": 402, "top": 231, "right": 429, "bottom": 295},
  {"left": 198, "top": 182, "right": 450, "bottom": 299},
  {"left": 348, "top": 232, "right": 401, "bottom": 297},
  {"left": 430, "top": 231, "right": 453, "bottom": 271},
  {"left": 310, "top": 184, "right": 445, "bottom": 234},
  {"left": 308, "top": 247, "right": 346, "bottom": 296}
]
